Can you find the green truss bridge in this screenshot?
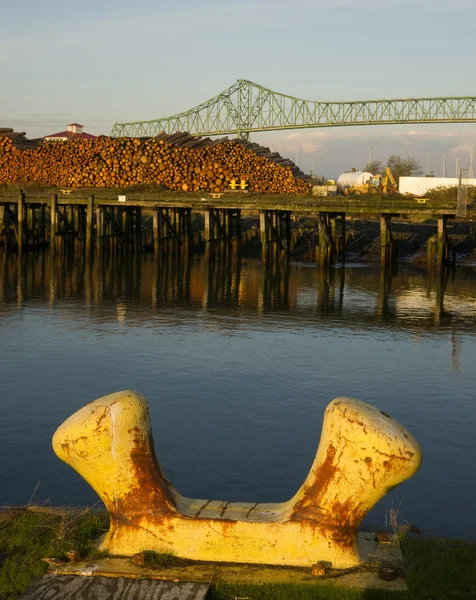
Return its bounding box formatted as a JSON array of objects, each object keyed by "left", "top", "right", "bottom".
[{"left": 110, "top": 79, "right": 476, "bottom": 139}]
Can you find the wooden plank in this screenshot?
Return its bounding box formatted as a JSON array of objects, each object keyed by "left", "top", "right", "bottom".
[{"left": 19, "top": 576, "right": 209, "bottom": 600}]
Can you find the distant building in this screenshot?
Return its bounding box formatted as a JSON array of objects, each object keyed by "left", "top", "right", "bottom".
[{"left": 44, "top": 123, "right": 96, "bottom": 141}]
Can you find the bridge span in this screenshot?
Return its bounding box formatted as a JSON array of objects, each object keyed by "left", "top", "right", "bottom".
[{"left": 110, "top": 79, "right": 476, "bottom": 139}]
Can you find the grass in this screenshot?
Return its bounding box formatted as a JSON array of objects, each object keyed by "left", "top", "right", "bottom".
[
  {"left": 141, "top": 550, "right": 191, "bottom": 569},
  {"left": 0, "top": 507, "right": 475, "bottom": 600},
  {"left": 0, "top": 506, "right": 109, "bottom": 599},
  {"left": 210, "top": 583, "right": 400, "bottom": 600},
  {"left": 210, "top": 535, "right": 476, "bottom": 600}
]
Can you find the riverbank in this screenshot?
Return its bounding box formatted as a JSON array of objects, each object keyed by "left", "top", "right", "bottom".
[
  {"left": 283, "top": 218, "right": 476, "bottom": 264},
  {"left": 1, "top": 506, "right": 474, "bottom": 599}
]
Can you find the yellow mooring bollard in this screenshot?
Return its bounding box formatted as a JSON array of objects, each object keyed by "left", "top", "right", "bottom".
[{"left": 53, "top": 391, "right": 422, "bottom": 568}]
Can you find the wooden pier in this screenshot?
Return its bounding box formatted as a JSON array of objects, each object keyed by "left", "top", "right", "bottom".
[{"left": 0, "top": 188, "right": 473, "bottom": 268}]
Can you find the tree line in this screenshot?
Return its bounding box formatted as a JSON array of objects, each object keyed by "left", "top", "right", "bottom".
[{"left": 365, "top": 155, "right": 423, "bottom": 182}]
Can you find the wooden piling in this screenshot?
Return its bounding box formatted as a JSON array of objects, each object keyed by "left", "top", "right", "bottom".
[
  {"left": 437, "top": 216, "right": 449, "bottom": 269},
  {"left": 95, "top": 207, "right": 103, "bottom": 251},
  {"left": 39, "top": 204, "right": 46, "bottom": 244},
  {"left": 17, "top": 192, "right": 25, "bottom": 252},
  {"left": 338, "top": 214, "right": 346, "bottom": 262},
  {"left": 204, "top": 211, "right": 212, "bottom": 243},
  {"left": 86, "top": 195, "right": 94, "bottom": 252},
  {"left": 153, "top": 210, "right": 159, "bottom": 253},
  {"left": 135, "top": 207, "right": 142, "bottom": 250},
  {"left": 380, "top": 214, "right": 393, "bottom": 267}
]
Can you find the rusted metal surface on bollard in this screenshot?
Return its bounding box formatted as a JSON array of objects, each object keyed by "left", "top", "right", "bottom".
[{"left": 52, "top": 391, "right": 422, "bottom": 568}]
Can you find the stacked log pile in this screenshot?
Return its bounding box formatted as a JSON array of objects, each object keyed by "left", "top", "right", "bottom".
[
  {"left": 0, "top": 128, "right": 41, "bottom": 151},
  {"left": 0, "top": 129, "right": 311, "bottom": 194}
]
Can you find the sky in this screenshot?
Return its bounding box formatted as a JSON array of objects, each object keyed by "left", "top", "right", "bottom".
[{"left": 1, "top": 0, "right": 475, "bottom": 178}]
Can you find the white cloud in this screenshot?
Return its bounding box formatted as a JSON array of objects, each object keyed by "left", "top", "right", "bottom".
[{"left": 449, "top": 143, "right": 475, "bottom": 154}]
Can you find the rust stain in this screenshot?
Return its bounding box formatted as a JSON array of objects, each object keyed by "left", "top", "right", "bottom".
[
  {"left": 291, "top": 443, "right": 338, "bottom": 521},
  {"left": 195, "top": 500, "right": 211, "bottom": 518},
  {"left": 246, "top": 503, "right": 259, "bottom": 519},
  {"left": 363, "top": 456, "right": 376, "bottom": 488},
  {"left": 107, "top": 425, "right": 176, "bottom": 530},
  {"left": 317, "top": 497, "right": 365, "bottom": 550},
  {"left": 219, "top": 502, "right": 231, "bottom": 518},
  {"left": 94, "top": 409, "right": 109, "bottom": 433},
  {"left": 94, "top": 400, "right": 120, "bottom": 435}
]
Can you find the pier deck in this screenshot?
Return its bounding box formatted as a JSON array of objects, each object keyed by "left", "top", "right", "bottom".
[{"left": 0, "top": 188, "right": 473, "bottom": 268}]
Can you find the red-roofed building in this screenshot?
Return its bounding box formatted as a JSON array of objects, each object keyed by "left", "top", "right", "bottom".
[{"left": 44, "top": 123, "right": 96, "bottom": 141}]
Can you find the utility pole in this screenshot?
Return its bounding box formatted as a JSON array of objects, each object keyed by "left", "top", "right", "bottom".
[{"left": 443, "top": 154, "right": 446, "bottom": 178}]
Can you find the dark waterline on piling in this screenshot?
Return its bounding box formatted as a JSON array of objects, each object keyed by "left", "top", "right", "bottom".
[{"left": 0, "top": 252, "right": 475, "bottom": 540}]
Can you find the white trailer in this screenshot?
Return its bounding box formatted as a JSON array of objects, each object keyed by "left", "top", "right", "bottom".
[{"left": 399, "top": 176, "right": 476, "bottom": 196}]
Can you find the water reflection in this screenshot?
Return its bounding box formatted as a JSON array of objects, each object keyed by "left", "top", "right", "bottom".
[
  {"left": 1, "top": 249, "right": 476, "bottom": 538},
  {"left": 1, "top": 251, "right": 476, "bottom": 333}
]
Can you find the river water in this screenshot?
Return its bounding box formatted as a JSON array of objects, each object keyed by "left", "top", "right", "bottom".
[{"left": 0, "top": 251, "right": 475, "bottom": 540}]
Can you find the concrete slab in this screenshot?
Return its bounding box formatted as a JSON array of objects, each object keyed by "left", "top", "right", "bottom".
[
  {"left": 41, "top": 533, "right": 406, "bottom": 592},
  {"left": 20, "top": 575, "right": 209, "bottom": 599}
]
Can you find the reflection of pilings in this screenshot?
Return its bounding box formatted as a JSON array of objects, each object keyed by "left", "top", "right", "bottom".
[
  {"left": 434, "top": 266, "right": 449, "bottom": 325},
  {"left": 316, "top": 265, "right": 336, "bottom": 313},
  {"left": 153, "top": 252, "right": 192, "bottom": 307},
  {"left": 263, "top": 254, "right": 290, "bottom": 310},
  {"left": 377, "top": 262, "right": 395, "bottom": 319},
  {"left": 259, "top": 210, "right": 291, "bottom": 262},
  {"left": 204, "top": 243, "right": 242, "bottom": 309},
  {"left": 451, "top": 328, "right": 462, "bottom": 372}
]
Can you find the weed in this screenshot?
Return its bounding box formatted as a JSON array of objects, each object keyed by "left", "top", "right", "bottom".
[
  {"left": 0, "top": 506, "right": 109, "bottom": 599},
  {"left": 141, "top": 550, "right": 191, "bottom": 569}
]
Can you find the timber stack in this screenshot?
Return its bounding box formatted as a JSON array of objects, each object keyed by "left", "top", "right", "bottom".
[
  {"left": 0, "top": 129, "right": 310, "bottom": 195},
  {"left": 0, "top": 128, "right": 41, "bottom": 151}
]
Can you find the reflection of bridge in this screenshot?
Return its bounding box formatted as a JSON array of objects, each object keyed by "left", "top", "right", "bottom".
[
  {"left": 110, "top": 79, "right": 476, "bottom": 138},
  {"left": 1, "top": 252, "right": 475, "bottom": 335}
]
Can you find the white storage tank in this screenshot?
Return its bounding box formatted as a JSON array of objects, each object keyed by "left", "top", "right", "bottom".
[{"left": 337, "top": 171, "right": 373, "bottom": 193}]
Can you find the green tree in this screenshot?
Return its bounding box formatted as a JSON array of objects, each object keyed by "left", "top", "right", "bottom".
[
  {"left": 364, "top": 160, "right": 384, "bottom": 175},
  {"left": 386, "top": 154, "right": 423, "bottom": 182}
]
